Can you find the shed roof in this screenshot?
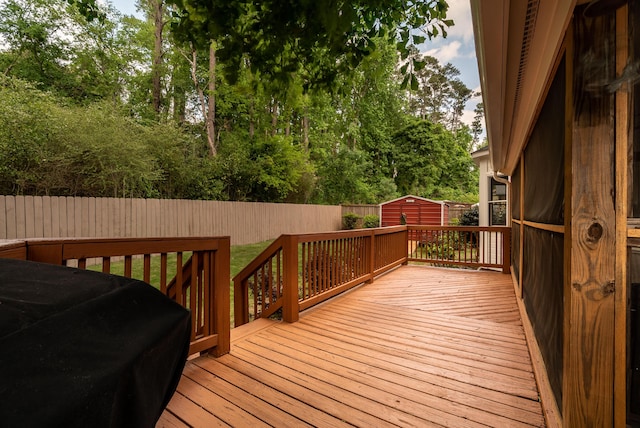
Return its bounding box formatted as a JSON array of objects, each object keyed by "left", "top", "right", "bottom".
[{"left": 380, "top": 195, "right": 448, "bottom": 206}]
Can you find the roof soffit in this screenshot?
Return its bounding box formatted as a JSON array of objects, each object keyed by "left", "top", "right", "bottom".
[{"left": 472, "top": 0, "right": 575, "bottom": 175}]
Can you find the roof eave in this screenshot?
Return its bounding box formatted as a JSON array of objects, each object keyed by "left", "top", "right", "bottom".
[{"left": 470, "top": 0, "right": 575, "bottom": 175}]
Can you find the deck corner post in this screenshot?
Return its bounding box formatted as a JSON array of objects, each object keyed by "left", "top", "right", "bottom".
[
  {"left": 502, "top": 227, "right": 511, "bottom": 274},
  {"left": 402, "top": 226, "right": 409, "bottom": 265},
  {"left": 211, "top": 237, "right": 231, "bottom": 356},
  {"left": 26, "top": 240, "right": 64, "bottom": 265},
  {"left": 233, "top": 276, "right": 249, "bottom": 327},
  {"left": 282, "top": 235, "right": 299, "bottom": 323},
  {"left": 367, "top": 229, "right": 375, "bottom": 284}
]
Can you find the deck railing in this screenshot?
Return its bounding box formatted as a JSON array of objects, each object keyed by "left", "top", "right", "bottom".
[
  {"left": 234, "top": 225, "right": 511, "bottom": 326},
  {"left": 233, "top": 227, "right": 408, "bottom": 326},
  {"left": 407, "top": 226, "right": 511, "bottom": 273},
  {"left": 0, "top": 225, "right": 512, "bottom": 347},
  {"left": 0, "top": 237, "right": 230, "bottom": 356}
]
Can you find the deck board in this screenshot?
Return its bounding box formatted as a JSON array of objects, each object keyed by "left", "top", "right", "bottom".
[{"left": 158, "top": 265, "right": 545, "bottom": 427}]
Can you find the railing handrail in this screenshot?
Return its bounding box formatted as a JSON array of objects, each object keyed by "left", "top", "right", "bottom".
[
  {"left": 232, "top": 235, "right": 286, "bottom": 284},
  {"left": 0, "top": 240, "right": 27, "bottom": 259},
  {"left": 294, "top": 225, "right": 406, "bottom": 243},
  {"left": 407, "top": 225, "right": 511, "bottom": 232},
  {"left": 25, "top": 236, "right": 225, "bottom": 260}
]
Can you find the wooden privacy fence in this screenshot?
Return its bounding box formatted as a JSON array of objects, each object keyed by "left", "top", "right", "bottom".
[
  {"left": 234, "top": 225, "right": 511, "bottom": 326},
  {"left": 0, "top": 237, "right": 231, "bottom": 357},
  {"left": 233, "top": 226, "right": 408, "bottom": 326},
  {"left": 0, "top": 195, "right": 342, "bottom": 245}
]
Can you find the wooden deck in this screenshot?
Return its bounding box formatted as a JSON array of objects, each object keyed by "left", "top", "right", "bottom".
[{"left": 157, "top": 265, "right": 545, "bottom": 427}]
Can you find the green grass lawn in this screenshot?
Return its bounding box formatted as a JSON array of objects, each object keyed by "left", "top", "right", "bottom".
[
  {"left": 88, "top": 239, "right": 273, "bottom": 283},
  {"left": 230, "top": 240, "right": 273, "bottom": 278},
  {"left": 87, "top": 239, "right": 274, "bottom": 325}
]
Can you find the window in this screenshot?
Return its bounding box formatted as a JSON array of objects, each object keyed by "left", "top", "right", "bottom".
[{"left": 489, "top": 177, "right": 507, "bottom": 225}]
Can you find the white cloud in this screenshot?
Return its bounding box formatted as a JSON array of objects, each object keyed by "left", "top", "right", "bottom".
[
  {"left": 424, "top": 40, "right": 462, "bottom": 64},
  {"left": 444, "top": 0, "right": 475, "bottom": 43},
  {"left": 461, "top": 108, "right": 475, "bottom": 127},
  {"left": 470, "top": 86, "right": 482, "bottom": 100}
]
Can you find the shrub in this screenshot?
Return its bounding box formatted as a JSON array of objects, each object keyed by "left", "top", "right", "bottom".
[
  {"left": 362, "top": 214, "right": 379, "bottom": 228},
  {"left": 343, "top": 213, "right": 360, "bottom": 229},
  {"left": 459, "top": 206, "right": 479, "bottom": 226}
]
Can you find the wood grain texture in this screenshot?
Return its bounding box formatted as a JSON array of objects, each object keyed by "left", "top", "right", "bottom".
[
  {"left": 614, "top": 5, "right": 629, "bottom": 427},
  {"left": 564, "top": 9, "right": 616, "bottom": 427},
  {"left": 160, "top": 266, "right": 545, "bottom": 427}
]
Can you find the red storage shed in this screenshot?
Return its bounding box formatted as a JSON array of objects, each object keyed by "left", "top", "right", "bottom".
[{"left": 380, "top": 195, "right": 449, "bottom": 227}]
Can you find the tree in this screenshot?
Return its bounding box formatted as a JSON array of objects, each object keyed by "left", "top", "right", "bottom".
[
  {"left": 149, "top": 0, "right": 165, "bottom": 115},
  {"left": 167, "top": 0, "right": 451, "bottom": 88},
  {"left": 471, "top": 102, "right": 485, "bottom": 149},
  {"left": 409, "top": 55, "right": 475, "bottom": 131},
  {"left": 392, "top": 117, "right": 478, "bottom": 202},
  {"left": 0, "top": 0, "right": 75, "bottom": 94}
]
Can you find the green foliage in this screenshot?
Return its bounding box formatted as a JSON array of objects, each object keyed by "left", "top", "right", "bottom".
[
  {"left": 459, "top": 206, "right": 479, "bottom": 226},
  {"left": 425, "top": 232, "right": 458, "bottom": 260},
  {"left": 342, "top": 213, "right": 360, "bottom": 230},
  {"left": 392, "top": 118, "right": 478, "bottom": 203},
  {"left": 363, "top": 215, "right": 380, "bottom": 228},
  {"left": 311, "top": 148, "right": 377, "bottom": 205},
  {"left": 168, "top": 0, "right": 451, "bottom": 89},
  {"left": 0, "top": 1, "right": 478, "bottom": 206}
]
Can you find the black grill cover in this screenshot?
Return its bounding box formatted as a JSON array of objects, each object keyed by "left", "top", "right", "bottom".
[{"left": 0, "top": 258, "right": 190, "bottom": 427}]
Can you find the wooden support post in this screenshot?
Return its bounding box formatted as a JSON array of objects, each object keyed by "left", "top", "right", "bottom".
[
  {"left": 564, "top": 10, "right": 616, "bottom": 427},
  {"left": 26, "top": 240, "right": 64, "bottom": 265},
  {"left": 502, "top": 227, "right": 511, "bottom": 274},
  {"left": 614, "top": 5, "right": 629, "bottom": 427},
  {"left": 402, "top": 226, "right": 409, "bottom": 265},
  {"left": 233, "top": 277, "right": 249, "bottom": 327},
  {"left": 520, "top": 153, "right": 525, "bottom": 298},
  {"left": 210, "top": 237, "right": 230, "bottom": 356},
  {"left": 367, "top": 230, "right": 375, "bottom": 283},
  {"left": 282, "top": 235, "right": 299, "bottom": 323}
]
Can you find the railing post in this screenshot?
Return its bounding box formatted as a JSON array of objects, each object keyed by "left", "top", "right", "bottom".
[
  {"left": 26, "top": 240, "right": 64, "bottom": 265},
  {"left": 211, "top": 238, "right": 231, "bottom": 356},
  {"left": 233, "top": 278, "right": 249, "bottom": 327},
  {"left": 282, "top": 235, "right": 299, "bottom": 323},
  {"left": 367, "top": 229, "right": 375, "bottom": 284},
  {"left": 403, "top": 226, "right": 409, "bottom": 265},
  {"left": 502, "top": 227, "right": 511, "bottom": 274}
]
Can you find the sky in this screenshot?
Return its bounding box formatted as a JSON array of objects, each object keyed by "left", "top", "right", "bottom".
[
  {"left": 109, "top": 0, "right": 482, "bottom": 128},
  {"left": 418, "top": 0, "right": 482, "bottom": 129}
]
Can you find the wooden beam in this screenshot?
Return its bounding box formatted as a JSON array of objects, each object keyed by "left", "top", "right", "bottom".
[
  {"left": 519, "top": 153, "right": 525, "bottom": 298},
  {"left": 282, "top": 235, "right": 299, "bottom": 323},
  {"left": 614, "top": 5, "right": 629, "bottom": 427},
  {"left": 564, "top": 9, "right": 616, "bottom": 427},
  {"left": 562, "top": 18, "right": 574, "bottom": 427}
]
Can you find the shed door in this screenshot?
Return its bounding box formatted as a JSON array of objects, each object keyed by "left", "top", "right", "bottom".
[{"left": 401, "top": 204, "right": 421, "bottom": 225}]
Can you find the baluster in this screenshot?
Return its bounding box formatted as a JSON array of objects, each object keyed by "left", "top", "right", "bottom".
[
  {"left": 160, "top": 253, "right": 167, "bottom": 294},
  {"left": 143, "top": 254, "right": 151, "bottom": 283}
]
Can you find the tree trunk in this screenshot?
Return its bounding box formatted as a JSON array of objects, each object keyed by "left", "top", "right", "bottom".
[
  {"left": 271, "top": 99, "right": 277, "bottom": 136},
  {"left": 171, "top": 72, "right": 186, "bottom": 124},
  {"left": 206, "top": 41, "right": 216, "bottom": 156},
  {"left": 186, "top": 42, "right": 217, "bottom": 156},
  {"left": 249, "top": 98, "right": 255, "bottom": 138},
  {"left": 302, "top": 109, "right": 309, "bottom": 152},
  {"left": 151, "top": 0, "right": 163, "bottom": 115}
]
